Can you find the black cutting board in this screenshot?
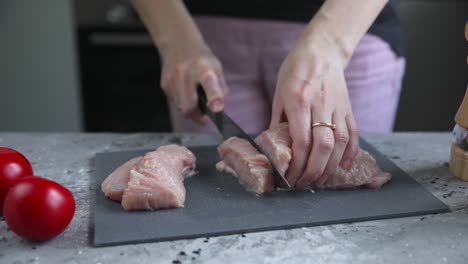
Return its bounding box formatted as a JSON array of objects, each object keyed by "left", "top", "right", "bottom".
[{"left": 93, "top": 139, "right": 449, "bottom": 247}]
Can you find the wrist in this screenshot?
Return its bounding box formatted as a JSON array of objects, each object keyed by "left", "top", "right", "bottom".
[
  {"left": 303, "top": 13, "right": 355, "bottom": 66},
  {"left": 302, "top": 0, "right": 388, "bottom": 66},
  {"left": 132, "top": 0, "right": 206, "bottom": 57},
  {"left": 156, "top": 24, "right": 205, "bottom": 56}
]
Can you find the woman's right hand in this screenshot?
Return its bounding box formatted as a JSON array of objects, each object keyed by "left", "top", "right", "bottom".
[
  {"left": 159, "top": 40, "right": 228, "bottom": 123},
  {"left": 130, "top": 0, "right": 227, "bottom": 122}
]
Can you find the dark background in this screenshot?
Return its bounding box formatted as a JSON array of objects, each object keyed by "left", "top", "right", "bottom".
[
  {"left": 395, "top": 0, "right": 468, "bottom": 131},
  {"left": 0, "top": 0, "right": 467, "bottom": 132}
]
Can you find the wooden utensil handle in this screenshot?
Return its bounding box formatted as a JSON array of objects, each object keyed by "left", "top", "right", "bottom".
[
  {"left": 456, "top": 89, "right": 468, "bottom": 128},
  {"left": 455, "top": 21, "right": 468, "bottom": 128}
]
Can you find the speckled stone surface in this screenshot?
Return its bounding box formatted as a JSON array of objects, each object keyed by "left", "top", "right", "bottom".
[{"left": 0, "top": 132, "right": 467, "bottom": 264}]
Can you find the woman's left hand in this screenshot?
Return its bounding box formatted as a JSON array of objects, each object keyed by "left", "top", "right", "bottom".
[{"left": 270, "top": 22, "right": 359, "bottom": 190}]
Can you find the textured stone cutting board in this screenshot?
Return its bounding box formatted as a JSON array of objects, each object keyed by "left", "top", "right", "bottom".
[{"left": 93, "top": 139, "right": 449, "bottom": 247}]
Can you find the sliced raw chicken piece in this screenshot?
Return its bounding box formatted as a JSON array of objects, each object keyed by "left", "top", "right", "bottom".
[
  {"left": 101, "top": 157, "right": 142, "bottom": 201},
  {"left": 101, "top": 144, "right": 196, "bottom": 210},
  {"left": 255, "top": 122, "right": 392, "bottom": 189},
  {"left": 254, "top": 122, "right": 291, "bottom": 176},
  {"left": 217, "top": 137, "right": 274, "bottom": 193}
]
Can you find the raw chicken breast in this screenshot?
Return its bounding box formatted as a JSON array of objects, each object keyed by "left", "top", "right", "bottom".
[
  {"left": 256, "top": 122, "right": 392, "bottom": 189},
  {"left": 101, "top": 157, "right": 142, "bottom": 201},
  {"left": 101, "top": 144, "right": 196, "bottom": 210},
  {"left": 317, "top": 150, "right": 392, "bottom": 189},
  {"left": 122, "top": 145, "right": 196, "bottom": 210},
  {"left": 217, "top": 137, "right": 274, "bottom": 193},
  {"left": 217, "top": 122, "right": 391, "bottom": 193}
]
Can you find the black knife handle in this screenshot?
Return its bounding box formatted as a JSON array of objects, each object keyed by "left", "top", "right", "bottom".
[{"left": 197, "top": 85, "right": 208, "bottom": 114}]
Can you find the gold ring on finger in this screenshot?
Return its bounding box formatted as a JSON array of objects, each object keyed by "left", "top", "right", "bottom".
[{"left": 312, "top": 122, "right": 336, "bottom": 130}]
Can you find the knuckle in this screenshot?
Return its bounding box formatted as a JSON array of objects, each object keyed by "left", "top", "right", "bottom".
[
  {"left": 308, "top": 56, "right": 330, "bottom": 76},
  {"left": 195, "top": 57, "right": 210, "bottom": 68},
  {"left": 180, "top": 109, "right": 190, "bottom": 116},
  {"left": 291, "top": 88, "right": 307, "bottom": 107},
  {"left": 317, "top": 136, "right": 334, "bottom": 152},
  {"left": 161, "top": 83, "right": 172, "bottom": 94},
  {"left": 175, "top": 63, "right": 188, "bottom": 74},
  {"left": 335, "top": 130, "right": 349, "bottom": 144},
  {"left": 294, "top": 136, "right": 311, "bottom": 147},
  {"left": 160, "top": 75, "right": 171, "bottom": 91},
  {"left": 179, "top": 105, "right": 193, "bottom": 117},
  {"left": 160, "top": 82, "right": 168, "bottom": 92},
  {"left": 200, "top": 69, "right": 216, "bottom": 81}
]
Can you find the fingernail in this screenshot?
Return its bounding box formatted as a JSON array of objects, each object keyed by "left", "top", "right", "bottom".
[{"left": 209, "top": 98, "right": 224, "bottom": 112}]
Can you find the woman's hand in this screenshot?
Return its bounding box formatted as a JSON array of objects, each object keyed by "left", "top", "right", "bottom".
[
  {"left": 131, "top": 0, "right": 228, "bottom": 122},
  {"left": 270, "top": 21, "right": 359, "bottom": 190},
  {"left": 159, "top": 39, "right": 228, "bottom": 123},
  {"left": 270, "top": 0, "right": 388, "bottom": 189}
]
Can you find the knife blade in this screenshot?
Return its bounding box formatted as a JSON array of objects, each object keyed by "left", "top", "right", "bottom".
[{"left": 197, "top": 85, "right": 291, "bottom": 188}]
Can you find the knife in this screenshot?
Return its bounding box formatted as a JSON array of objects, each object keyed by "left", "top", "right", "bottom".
[{"left": 197, "top": 85, "right": 291, "bottom": 188}]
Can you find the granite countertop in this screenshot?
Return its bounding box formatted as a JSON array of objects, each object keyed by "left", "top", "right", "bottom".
[{"left": 0, "top": 132, "right": 467, "bottom": 264}]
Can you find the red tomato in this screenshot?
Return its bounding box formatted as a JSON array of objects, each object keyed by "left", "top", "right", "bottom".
[
  {"left": 0, "top": 147, "right": 33, "bottom": 211},
  {"left": 3, "top": 177, "right": 75, "bottom": 241}
]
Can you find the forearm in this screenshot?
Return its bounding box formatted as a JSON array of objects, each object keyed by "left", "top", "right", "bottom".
[
  {"left": 130, "top": 0, "right": 204, "bottom": 54},
  {"left": 304, "top": 0, "right": 388, "bottom": 64}
]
